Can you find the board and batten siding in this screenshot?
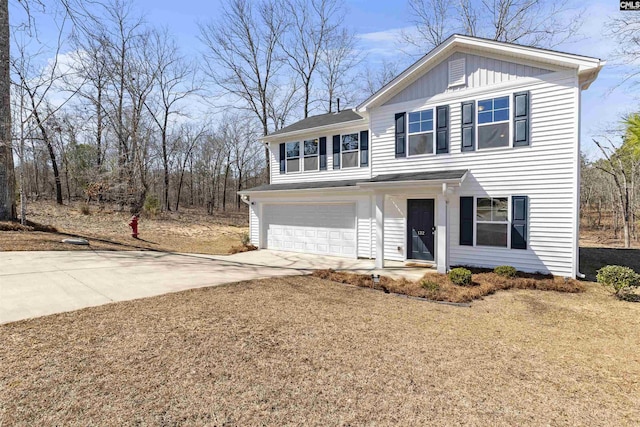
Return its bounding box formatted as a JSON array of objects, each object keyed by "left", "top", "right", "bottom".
[
  {"left": 268, "top": 123, "right": 372, "bottom": 185},
  {"left": 370, "top": 70, "right": 580, "bottom": 276},
  {"left": 383, "top": 51, "right": 556, "bottom": 106}
]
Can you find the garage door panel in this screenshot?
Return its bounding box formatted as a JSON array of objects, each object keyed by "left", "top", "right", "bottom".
[{"left": 264, "top": 203, "right": 356, "bottom": 258}]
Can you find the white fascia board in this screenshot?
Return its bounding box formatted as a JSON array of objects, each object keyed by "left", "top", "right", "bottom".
[
  {"left": 238, "top": 186, "right": 361, "bottom": 196},
  {"left": 357, "top": 34, "right": 605, "bottom": 112},
  {"left": 261, "top": 119, "right": 369, "bottom": 143}
]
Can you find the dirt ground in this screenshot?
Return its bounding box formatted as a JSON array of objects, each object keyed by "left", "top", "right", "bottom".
[
  {"left": 0, "top": 276, "right": 638, "bottom": 426},
  {"left": 0, "top": 200, "right": 248, "bottom": 254}
]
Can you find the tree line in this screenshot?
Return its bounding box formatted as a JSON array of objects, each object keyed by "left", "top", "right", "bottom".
[{"left": 0, "top": 0, "right": 638, "bottom": 249}]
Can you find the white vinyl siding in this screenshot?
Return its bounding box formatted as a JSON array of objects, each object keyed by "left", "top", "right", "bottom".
[
  {"left": 369, "top": 70, "right": 579, "bottom": 276},
  {"left": 269, "top": 125, "right": 371, "bottom": 185},
  {"left": 384, "top": 52, "right": 557, "bottom": 106},
  {"left": 250, "top": 203, "right": 259, "bottom": 246},
  {"left": 383, "top": 195, "right": 407, "bottom": 262}
]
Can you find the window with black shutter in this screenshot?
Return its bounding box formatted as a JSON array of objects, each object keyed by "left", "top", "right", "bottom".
[
  {"left": 395, "top": 112, "right": 406, "bottom": 158},
  {"left": 513, "top": 91, "right": 530, "bottom": 147},
  {"left": 436, "top": 105, "right": 449, "bottom": 154},
  {"left": 511, "top": 196, "right": 528, "bottom": 249},
  {"left": 332, "top": 135, "right": 340, "bottom": 169},
  {"left": 279, "top": 143, "right": 285, "bottom": 174},
  {"left": 461, "top": 101, "right": 474, "bottom": 152},
  {"left": 460, "top": 196, "right": 474, "bottom": 246},
  {"left": 360, "top": 130, "right": 369, "bottom": 167},
  {"left": 319, "top": 137, "right": 327, "bottom": 170}
]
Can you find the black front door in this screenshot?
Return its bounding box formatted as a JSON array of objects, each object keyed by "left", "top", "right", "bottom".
[{"left": 407, "top": 199, "right": 435, "bottom": 261}]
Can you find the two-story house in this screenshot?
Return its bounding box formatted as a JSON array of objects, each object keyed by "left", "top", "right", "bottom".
[{"left": 239, "top": 35, "right": 604, "bottom": 278}]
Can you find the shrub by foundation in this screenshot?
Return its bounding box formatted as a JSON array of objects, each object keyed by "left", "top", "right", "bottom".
[
  {"left": 494, "top": 265, "right": 517, "bottom": 278},
  {"left": 449, "top": 268, "right": 472, "bottom": 286}
]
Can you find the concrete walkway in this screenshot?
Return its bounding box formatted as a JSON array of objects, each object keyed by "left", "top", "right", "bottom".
[{"left": 0, "top": 250, "right": 432, "bottom": 324}]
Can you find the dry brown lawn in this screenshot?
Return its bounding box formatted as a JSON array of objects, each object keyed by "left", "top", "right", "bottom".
[
  {"left": 0, "top": 200, "right": 248, "bottom": 254},
  {"left": 1, "top": 276, "right": 639, "bottom": 426}
]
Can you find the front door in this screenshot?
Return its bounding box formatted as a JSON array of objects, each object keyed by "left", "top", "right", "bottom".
[{"left": 407, "top": 199, "right": 435, "bottom": 261}]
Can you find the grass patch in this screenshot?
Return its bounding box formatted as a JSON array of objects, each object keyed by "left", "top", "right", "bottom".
[{"left": 311, "top": 269, "right": 585, "bottom": 303}]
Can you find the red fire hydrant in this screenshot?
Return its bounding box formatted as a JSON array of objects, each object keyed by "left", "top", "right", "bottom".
[{"left": 129, "top": 214, "right": 139, "bottom": 239}]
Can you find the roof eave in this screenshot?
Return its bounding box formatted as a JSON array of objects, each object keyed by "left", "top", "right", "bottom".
[
  {"left": 357, "top": 35, "right": 605, "bottom": 112},
  {"left": 238, "top": 185, "right": 360, "bottom": 196},
  {"left": 261, "top": 118, "right": 368, "bottom": 142}
]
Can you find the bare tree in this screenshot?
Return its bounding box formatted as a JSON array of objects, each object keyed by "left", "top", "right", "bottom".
[
  {"left": 592, "top": 116, "right": 640, "bottom": 248},
  {"left": 607, "top": 13, "right": 640, "bottom": 90},
  {"left": 319, "top": 28, "right": 360, "bottom": 113},
  {"left": 144, "top": 29, "right": 198, "bottom": 211},
  {"left": 360, "top": 59, "right": 399, "bottom": 98},
  {"left": 0, "top": 0, "right": 15, "bottom": 220},
  {"left": 280, "top": 0, "right": 342, "bottom": 118},
  {"left": 403, "top": 0, "right": 583, "bottom": 52}
]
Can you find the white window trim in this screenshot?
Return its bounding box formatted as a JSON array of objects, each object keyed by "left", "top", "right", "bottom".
[
  {"left": 474, "top": 196, "right": 511, "bottom": 248},
  {"left": 407, "top": 108, "right": 435, "bottom": 157},
  {"left": 285, "top": 141, "right": 301, "bottom": 174},
  {"left": 340, "top": 132, "right": 360, "bottom": 169},
  {"left": 302, "top": 138, "right": 320, "bottom": 172},
  {"left": 476, "top": 95, "right": 511, "bottom": 151}
]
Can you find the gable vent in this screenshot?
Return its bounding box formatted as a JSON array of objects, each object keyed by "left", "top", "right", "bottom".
[{"left": 448, "top": 58, "right": 466, "bottom": 87}]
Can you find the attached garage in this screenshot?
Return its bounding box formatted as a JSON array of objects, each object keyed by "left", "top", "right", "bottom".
[{"left": 263, "top": 203, "right": 356, "bottom": 258}]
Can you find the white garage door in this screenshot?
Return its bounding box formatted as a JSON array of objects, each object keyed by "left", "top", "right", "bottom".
[{"left": 263, "top": 203, "right": 356, "bottom": 257}]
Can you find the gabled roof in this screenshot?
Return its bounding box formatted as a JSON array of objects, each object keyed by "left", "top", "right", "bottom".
[
  {"left": 240, "top": 169, "right": 468, "bottom": 193},
  {"left": 357, "top": 34, "right": 605, "bottom": 112},
  {"left": 263, "top": 109, "right": 366, "bottom": 142}
]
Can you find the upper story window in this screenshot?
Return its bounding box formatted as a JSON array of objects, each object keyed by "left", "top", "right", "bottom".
[
  {"left": 477, "top": 96, "right": 509, "bottom": 149},
  {"left": 408, "top": 109, "right": 434, "bottom": 156},
  {"left": 341, "top": 133, "right": 359, "bottom": 168},
  {"left": 477, "top": 96, "right": 510, "bottom": 150},
  {"left": 303, "top": 139, "right": 319, "bottom": 171},
  {"left": 285, "top": 141, "right": 300, "bottom": 173}
]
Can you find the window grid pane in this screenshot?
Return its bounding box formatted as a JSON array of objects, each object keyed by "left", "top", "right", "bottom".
[
  {"left": 286, "top": 142, "right": 300, "bottom": 158},
  {"left": 478, "top": 96, "right": 510, "bottom": 124},
  {"left": 408, "top": 109, "right": 433, "bottom": 134},
  {"left": 303, "top": 139, "right": 318, "bottom": 156},
  {"left": 341, "top": 134, "right": 359, "bottom": 152}
]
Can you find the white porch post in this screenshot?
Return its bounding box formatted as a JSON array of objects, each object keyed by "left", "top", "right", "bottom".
[
  {"left": 436, "top": 192, "right": 448, "bottom": 274},
  {"left": 375, "top": 192, "right": 385, "bottom": 269}
]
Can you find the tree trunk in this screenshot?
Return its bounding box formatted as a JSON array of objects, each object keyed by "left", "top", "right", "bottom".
[{"left": 0, "top": 0, "right": 15, "bottom": 220}]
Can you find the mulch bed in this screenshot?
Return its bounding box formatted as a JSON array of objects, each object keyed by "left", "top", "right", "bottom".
[{"left": 312, "top": 268, "right": 585, "bottom": 303}]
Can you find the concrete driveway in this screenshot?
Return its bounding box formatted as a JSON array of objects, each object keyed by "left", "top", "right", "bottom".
[{"left": 0, "top": 250, "right": 430, "bottom": 324}]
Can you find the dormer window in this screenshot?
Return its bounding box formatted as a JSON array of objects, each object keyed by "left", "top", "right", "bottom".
[{"left": 285, "top": 141, "right": 300, "bottom": 173}]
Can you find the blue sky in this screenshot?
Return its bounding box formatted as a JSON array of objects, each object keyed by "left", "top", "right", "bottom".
[{"left": 9, "top": 0, "right": 638, "bottom": 158}]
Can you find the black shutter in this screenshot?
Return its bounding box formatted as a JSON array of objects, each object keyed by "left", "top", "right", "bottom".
[
  {"left": 513, "top": 91, "right": 530, "bottom": 147},
  {"left": 436, "top": 105, "right": 449, "bottom": 154},
  {"left": 359, "top": 130, "right": 369, "bottom": 167},
  {"left": 395, "top": 113, "right": 406, "bottom": 158},
  {"left": 319, "top": 137, "right": 327, "bottom": 170},
  {"left": 279, "top": 143, "right": 285, "bottom": 174},
  {"left": 332, "top": 135, "right": 340, "bottom": 169},
  {"left": 461, "top": 101, "right": 474, "bottom": 152},
  {"left": 460, "top": 196, "right": 474, "bottom": 246},
  {"left": 511, "top": 196, "right": 528, "bottom": 249}
]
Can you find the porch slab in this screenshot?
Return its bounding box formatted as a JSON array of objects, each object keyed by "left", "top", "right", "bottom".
[{"left": 215, "top": 249, "right": 435, "bottom": 281}]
